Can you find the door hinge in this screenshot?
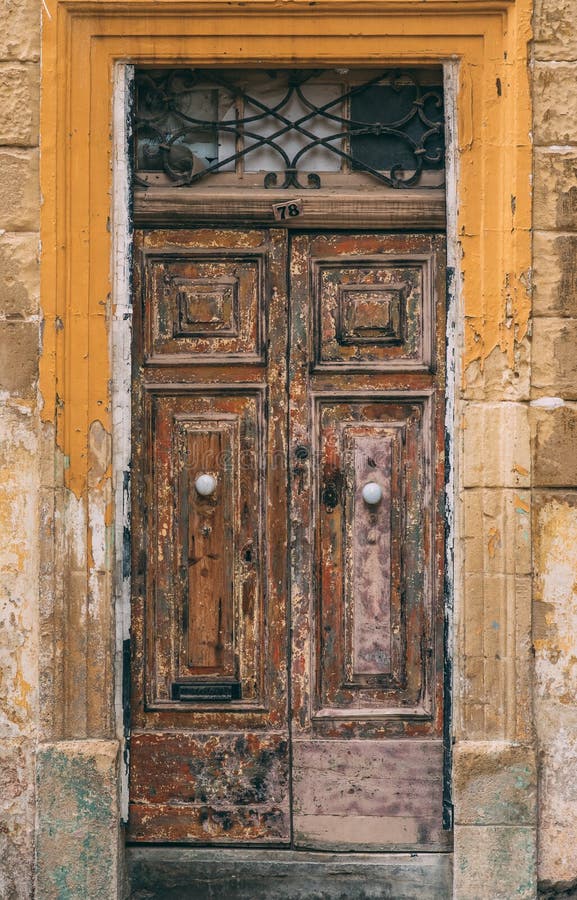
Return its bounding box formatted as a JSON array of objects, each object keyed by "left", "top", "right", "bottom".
[{"left": 122, "top": 637, "right": 131, "bottom": 738}]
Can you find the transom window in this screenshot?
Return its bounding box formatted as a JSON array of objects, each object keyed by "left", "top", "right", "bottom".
[{"left": 134, "top": 68, "right": 445, "bottom": 190}]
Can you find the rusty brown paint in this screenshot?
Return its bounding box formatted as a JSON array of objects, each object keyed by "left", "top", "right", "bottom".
[
  {"left": 185, "top": 428, "right": 234, "bottom": 674},
  {"left": 130, "top": 228, "right": 290, "bottom": 843},
  {"left": 143, "top": 246, "right": 266, "bottom": 364},
  {"left": 130, "top": 732, "right": 289, "bottom": 843}
]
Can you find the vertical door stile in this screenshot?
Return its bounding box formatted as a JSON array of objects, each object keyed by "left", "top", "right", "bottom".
[{"left": 288, "top": 234, "right": 315, "bottom": 750}]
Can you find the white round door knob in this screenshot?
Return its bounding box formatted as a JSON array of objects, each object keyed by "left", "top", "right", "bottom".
[
  {"left": 362, "top": 481, "right": 383, "bottom": 505},
  {"left": 195, "top": 473, "right": 217, "bottom": 496}
]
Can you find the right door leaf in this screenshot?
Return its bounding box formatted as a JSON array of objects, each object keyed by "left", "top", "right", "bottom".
[{"left": 289, "top": 231, "right": 448, "bottom": 852}]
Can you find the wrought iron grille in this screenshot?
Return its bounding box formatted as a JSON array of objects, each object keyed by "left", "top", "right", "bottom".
[{"left": 134, "top": 68, "right": 445, "bottom": 189}]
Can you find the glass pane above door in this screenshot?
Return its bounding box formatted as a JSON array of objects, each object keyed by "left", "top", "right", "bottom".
[{"left": 134, "top": 67, "right": 445, "bottom": 190}]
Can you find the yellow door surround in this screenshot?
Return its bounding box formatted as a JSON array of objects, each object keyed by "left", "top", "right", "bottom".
[
  {"left": 40, "top": 0, "right": 531, "bottom": 500},
  {"left": 38, "top": 0, "right": 533, "bottom": 871}
]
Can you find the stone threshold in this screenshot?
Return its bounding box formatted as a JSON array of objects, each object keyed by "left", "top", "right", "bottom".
[{"left": 126, "top": 847, "right": 453, "bottom": 899}]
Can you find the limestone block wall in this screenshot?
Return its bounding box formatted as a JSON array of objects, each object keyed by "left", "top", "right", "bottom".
[
  {"left": 0, "top": 1, "right": 577, "bottom": 895},
  {"left": 533, "top": 2, "right": 577, "bottom": 891},
  {"left": 0, "top": 0, "right": 41, "bottom": 896}
]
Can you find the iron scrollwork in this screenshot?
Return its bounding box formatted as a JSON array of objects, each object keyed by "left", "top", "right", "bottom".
[{"left": 134, "top": 68, "right": 445, "bottom": 190}]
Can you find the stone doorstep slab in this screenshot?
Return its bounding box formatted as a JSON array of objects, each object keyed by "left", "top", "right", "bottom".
[{"left": 126, "top": 847, "right": 453, "bottom": 900}]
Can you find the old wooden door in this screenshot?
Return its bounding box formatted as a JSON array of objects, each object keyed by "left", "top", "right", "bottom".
[{"left": 129, "top": 226, "right": 447, "bottom": 851}]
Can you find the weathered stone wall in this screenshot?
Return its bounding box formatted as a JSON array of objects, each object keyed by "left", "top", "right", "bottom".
[
  {"left": 1, "top": 0, "right": 577, "bottom": 896},
  {"left": 533, "top": 4, "right": 577, "bottom": 892},
  {"left": 0, "top": 0, "right": 41, "bottom": 896}
]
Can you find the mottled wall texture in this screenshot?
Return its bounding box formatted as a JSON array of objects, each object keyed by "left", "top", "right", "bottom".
[
  {"left": 533, "top": 0, "right": 577, "bottom": 892},
  {"left": 0, "top": 0, "right": 576, "bottom": 897},
  {"left": 0, "top": 0, "right": 40, "bottom": 896}
]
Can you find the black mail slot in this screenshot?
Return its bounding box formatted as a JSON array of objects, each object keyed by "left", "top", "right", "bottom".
[{"left": 171, "top": 680, "right": 242, "bottom": 702}]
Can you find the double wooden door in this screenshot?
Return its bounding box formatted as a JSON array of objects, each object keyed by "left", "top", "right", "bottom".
[{"left": 129, "top": 226, "right": 448, "bottom": 851}]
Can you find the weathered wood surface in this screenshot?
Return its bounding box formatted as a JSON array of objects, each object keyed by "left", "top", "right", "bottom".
[
  {"left": 185, "top": 427, "right": 234, "bottom": 673},
  {"left": 289, "top": 232, "right": 447, "bottom": 849},
  {"left": 290, "top": 232, "right": 446, "bottom": 734},
  {"left": 133, "top": 188, "right": 446, "bottom": 230},
  {"left": 130, "top": 732, "right": 290, "bottom": 843},
  {"left": 142, "top": 245, "right": 266, "bottom": 363},
  {"left": 312, "top": 253, "right": 432, "bottom": 370},
  {"left": 350, "top": 432, "right": 393, "bottom": 676},
  {"left": 317, "top": 397, "right": 431, "bottom": 711},
  {"left": 140, "top": 388, "right": 264, "bottom": 705},
  {"left": 130, "top": 227, "right": 447, "bottom": 849},
  {"left": 292, "top": 739, "right": 449, "bottom": 850},
  {"left": 130, "top": 229, "right": 290, "bottom": 843}
]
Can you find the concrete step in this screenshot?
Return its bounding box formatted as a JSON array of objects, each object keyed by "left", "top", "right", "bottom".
[{"left": 126, "top": 847, "right": 453, "bottom": 899}]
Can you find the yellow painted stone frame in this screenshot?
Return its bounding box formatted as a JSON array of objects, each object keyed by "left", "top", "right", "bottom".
[
  {"left": 41, "top": 1, "right": 532, "bottom": 489},
  {"left": 39, "top": 0, "right": 533, "bottom": 892}
]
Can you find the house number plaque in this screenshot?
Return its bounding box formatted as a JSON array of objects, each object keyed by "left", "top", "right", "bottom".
[{"left": 272, "top": 199, "right": 303, "bottom": 221}]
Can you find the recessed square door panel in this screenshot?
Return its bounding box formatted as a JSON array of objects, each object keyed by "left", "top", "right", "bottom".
[
  {"left": 137, "top": 230, "right": 268, "bottom": 363},
  {"left": 311, "top": 235, "right": 437, "bottom": 371}
]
